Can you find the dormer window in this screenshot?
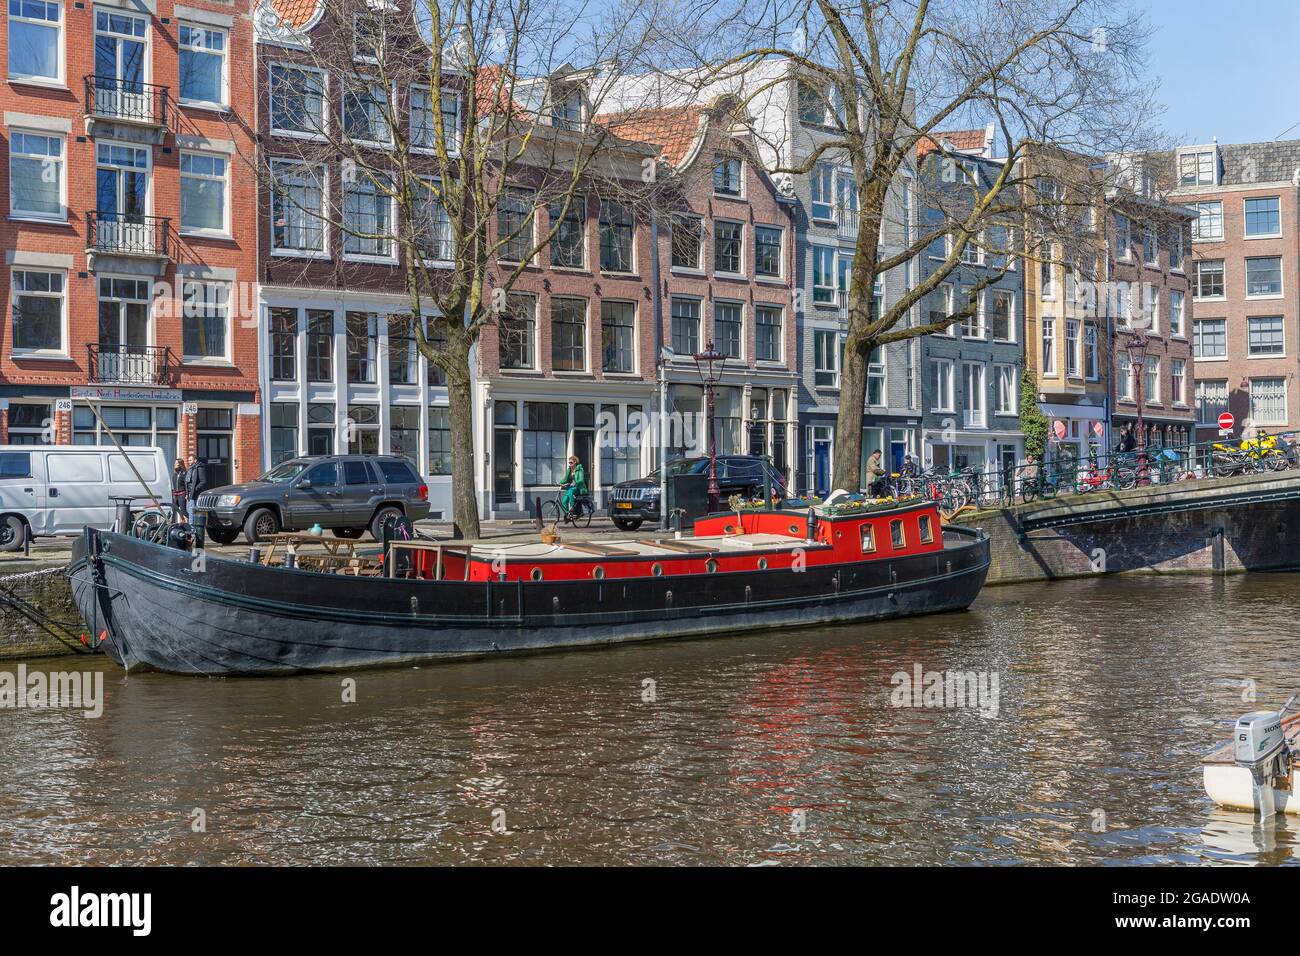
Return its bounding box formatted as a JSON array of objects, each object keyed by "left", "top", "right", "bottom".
[
  {"left": 713, "top": 156, "right": 742, "bottom": 197},
  {"left": 1178, "top": 148, "right": 1217, "bottom": 187},
  {"left": 550, "top": 85, "right": 583, "bottom": 131}
]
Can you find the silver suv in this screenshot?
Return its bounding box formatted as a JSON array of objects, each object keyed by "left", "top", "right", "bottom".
[{"left": 194, "top": 455, "right": 432, "bottom": 545}]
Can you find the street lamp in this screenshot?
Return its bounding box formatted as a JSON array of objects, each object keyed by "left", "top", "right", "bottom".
[
  {"left": 1126, "top": 330, "right": 1150, "bottom": 484},
  {"left": 693, "top": 340, "right": 726, "bottom": 513}
]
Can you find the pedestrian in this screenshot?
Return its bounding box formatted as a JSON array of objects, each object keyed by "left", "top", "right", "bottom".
[
  {"left": 866, "top": 448, "right": 887, "bottom": 496},
  {"left": 172, "top": 457, "right": 189, "bottom": 521},
  {"left": 185, "top": 455, "right": 209, "bottom": 512}
]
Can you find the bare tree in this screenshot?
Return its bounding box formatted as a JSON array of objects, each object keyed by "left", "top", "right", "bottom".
[
  {"left": 246, "top": 0, "right": 659, "bottom": 537},
  {"left": 614, "top": 0, "right": 1167, "bottom": 492}
]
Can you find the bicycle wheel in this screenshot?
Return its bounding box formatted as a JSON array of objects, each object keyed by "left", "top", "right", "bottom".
[
  {"left": 541, "top": 500, "right": 564, "bottom": 526},
  {"left": 131, "top": 509, "right": 168, "bottom": 542},
  {"left": 1020, "top": 483, "right": 1038, "bottom": 504},
  {"left": 576, "top": 499, "right": 593, "bottom": 528},
  {"left": 1114, "top": 468, "right": 1137, "bottom": 491}
]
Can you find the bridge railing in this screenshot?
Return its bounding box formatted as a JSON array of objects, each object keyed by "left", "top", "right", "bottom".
[{"left": 885, "top": 434, "right": 1300, "bottom": 511}]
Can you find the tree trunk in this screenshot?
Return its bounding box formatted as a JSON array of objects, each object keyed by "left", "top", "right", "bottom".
[
  {"left": 832, "top": 342, "right": 868, "bottom": 493},
  {"left": 444, "top": 353, "right": 481, "bottom": 541}
]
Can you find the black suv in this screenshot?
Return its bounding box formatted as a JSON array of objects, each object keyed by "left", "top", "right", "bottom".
[
  {"left": 607, "top": 455, "right": 789, "bottom": 531},
  {"left": 194, "top": 455, "right": 432, "bottom": 545}
]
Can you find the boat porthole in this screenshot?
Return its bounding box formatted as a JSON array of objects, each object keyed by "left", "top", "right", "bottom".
[
  {"left": 593, "top": 566, "right": 605, "bottom": 580},
  {"left": 531, "top": 567, "right": 543, "bottom": 581},
  {"left": 788, "top": 524, "right": 799, "bottom": 534},
  {"left": 706, "top": 559, "right": 718, "bottom": 573},
  {"left": 725, "top": 524, "right": 736, "bottom": 534},
  {"left": 652, "top": 563, "right": 663, "bottom": 577},
  {"left": 758, "top": 557, "right": 768, "bottom": 570}
]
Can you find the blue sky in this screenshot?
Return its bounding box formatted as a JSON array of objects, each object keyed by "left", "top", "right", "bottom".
[{"left": 1147, "top": 0, "right": 1300, "bottom": 145}]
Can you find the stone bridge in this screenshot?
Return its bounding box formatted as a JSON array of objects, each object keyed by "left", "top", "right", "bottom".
[{"left": 961, "top": 470, "right": 1300, "bottom": 585}]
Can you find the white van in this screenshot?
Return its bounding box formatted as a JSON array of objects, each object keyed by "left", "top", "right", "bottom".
[{"left": 0, "top": 446, "right": 171, "bottom": 551}]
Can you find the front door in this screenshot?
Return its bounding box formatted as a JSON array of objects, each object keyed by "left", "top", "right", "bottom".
[
  {"left": 493, "top": 429, "right": 515, "bottom": 509},
  {"left": 811, "top": 426, "right": 832, "bottom": 497},
  {"left": 196, "top": 407, "right": 232, "bottom": 488}
]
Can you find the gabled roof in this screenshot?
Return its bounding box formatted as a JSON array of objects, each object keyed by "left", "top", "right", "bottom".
[
  {"left": 597, "top": 105, "right": 707, "bottom": 166},
  {"left": 916, "top": 128, "right": 990, "bottom": 160},
  {"left": 268, "top": 0, "right": 320, "bottom": 29}
]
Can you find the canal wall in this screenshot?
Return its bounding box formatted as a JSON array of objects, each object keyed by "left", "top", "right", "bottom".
[
  {"left": 965, "top": 472, "right": 1300, "bottom": 585},
  {"left": 0, "top": 562, "right": 85, "bottom": 660}
]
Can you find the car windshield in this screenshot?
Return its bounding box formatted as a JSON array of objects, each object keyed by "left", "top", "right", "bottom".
[{"left": 258, "top": 460, "right": 310, "bottom": 483}]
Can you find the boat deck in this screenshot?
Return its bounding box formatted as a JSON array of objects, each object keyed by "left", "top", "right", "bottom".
[
  {"left": 1203, "top": 713, "right": 1300, "bottom": 764},
  {"left": 398, "top": 532, "right": 832, "bottom": 563}
]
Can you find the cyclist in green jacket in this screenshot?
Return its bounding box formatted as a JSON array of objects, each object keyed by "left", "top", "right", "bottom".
[{"left": 561, "top": 455, "right": 587, "bottom": 517}]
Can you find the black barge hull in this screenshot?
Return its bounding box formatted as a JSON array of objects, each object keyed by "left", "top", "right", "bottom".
[{"left": 69, "top": 527, "right": 990, "bottom": 676}]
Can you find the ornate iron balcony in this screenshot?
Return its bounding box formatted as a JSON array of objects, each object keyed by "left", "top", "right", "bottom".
[
  {"left": 84, "top": 75, "right": 170, "bottom": 127},
  {"left": 87, "top": 344, "right": 176, "bottom": 386},
  {"left": 86, "top": 212, "right": 171, "bottom": 259}
]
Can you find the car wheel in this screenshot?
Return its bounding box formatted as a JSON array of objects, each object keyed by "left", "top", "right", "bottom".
[
  {"left": 369, "top": 506, "right": 403, "bottom": 541},
  {"left": 206, "top": 527, "right": 240, "bottom": 546},
  {"left": 331, "top": 527, "right": 365, "bottom": 539},
  {"left": 0, "top": 515, "right": 26, "bottom": 552},
  {"left": 243, "top": 507, "right": 280, "bottom": 544}
]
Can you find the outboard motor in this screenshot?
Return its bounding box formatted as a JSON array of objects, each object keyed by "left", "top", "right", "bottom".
[{"left": 1234, "top": 695, "right": 1296, "bottom": 817}]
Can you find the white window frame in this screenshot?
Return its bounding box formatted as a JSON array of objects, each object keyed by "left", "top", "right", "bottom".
[
  {"left": 1191, "top": 200, "right": 1222, "bottom": 242},
  {"left": 342, "top": 171, "right": 397, "bottom": 263},
  {"left": 712, "top": 218, "right": 745, "bottom": 278},
  {"left": 1245, "top": 255, "right": 1284, "bottom": 299},
  {"left": 342, "top": 78, "right": 393, "bottom": 147},
  {"left": 931, "top": 358, "right": 954, "bottom": 413},
  {"left": 1195, "top": 380, "right": 1228, "bottom": 425},
  {"left": 1171, "top": 358, "right": 1186, "bottom": 407},
  {"left": 178, "top": 22, "right": 229, "bottom": 110},
  {"left": 181, "top": 279, "right": 232, "bottom": 364},
  {"left": 1247, "top": 315, "right": 1286, "bottom": 359},
  {"left": 753, "top": 224, "right": 784, "bottom": 280},
  {"left": 8, "top": 0, "right": 64, "bottom": 85},
  {"left": 410, "top": 84, "right": 462, "bottom": 156},
  {"left": 1115, "top": 212, "right": 1132, "bottom": 261},
  {"left": 10, "top": 267, "right": 67, "bottom": 358},
  {"left": 1169, "top": 289, "right": 1185, "bottom": 337},
  {"left": 933, "top": 282, "right": 956, "bottom": 337},
  {"left": 1117, "top": 352, "right": 1133, "bottom": 402},
  {"left": 1243, "top": 195, "right": 1282, "bottom": 239},
  {"left": 1193, "top": 318, "right": 1227, "bottom": 361},
  {"left": 414, "top": 177, "right": 453, "bottom": 267},
  {"left": 269, "top": 158, "right": 329, "bottom": 258},
  {"left": 8, "top": 128, "right": 66, "bottom": 221},
  {"left": 1041, "top": 316, "right": 1056, "bottom": 377},
  {"left": 268, "top": 62, "right": 328, "bottom": 140},
  {"left": 1144, "top": 357, "right": 1160, "bottom": 406},
  {"left": 1065, "top": 318, "right": 1080, "bottom": 378},
  {"left": 989, "top": 288, "right": 1015, "bottom": 343},
  {"left": 994, "top": 363, "right": 1017, "bottom": 416},
  {"left": 813, "top": 328, "right": 841, "bottom": 389},
  {"left": 179, "top": 150, "right": 230, "bottom": 237},
  {"left": 962, "top": 361, "right": 985, "bottom": 428},
  {"left": 1142, "top": 224, "right": 1158, "bottom": 266},
  {"left": 1249, "top": 377, "right": 1287, "bottom": 426}
]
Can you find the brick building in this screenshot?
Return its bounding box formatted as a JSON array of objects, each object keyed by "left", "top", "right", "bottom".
[
  {"left": 1, "top": 0, "right": 260, "bottom": 482},
  {"left": 1168, "top": 139, "right": 1300, "bottom": 442},
  {"left": 601, "top": 102, "right": 798, "bottom": 488},
  {"left": 1104, "top": 156, "right": 1195, "bottom": 450},
  {"left": 254, "top": 0, "right": 461, "bottom": 515}
]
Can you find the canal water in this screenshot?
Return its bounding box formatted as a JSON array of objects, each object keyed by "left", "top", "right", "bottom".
[{"left": 1, "top": 574, "right": 1297, "bottom": 865}]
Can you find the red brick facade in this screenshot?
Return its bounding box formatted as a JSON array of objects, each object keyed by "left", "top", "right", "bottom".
[{"left": 1, "top": 0, "right": 260, "bottom": 480}]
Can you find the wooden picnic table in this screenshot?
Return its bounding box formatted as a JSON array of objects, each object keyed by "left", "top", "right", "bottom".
[{"left": 258, "top": 530, "right": 371, "bottom": 567}]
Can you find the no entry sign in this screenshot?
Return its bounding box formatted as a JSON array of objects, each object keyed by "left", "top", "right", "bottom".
[{"left": 1218, "top": 412, "right": 1235, "bottom": 431}]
